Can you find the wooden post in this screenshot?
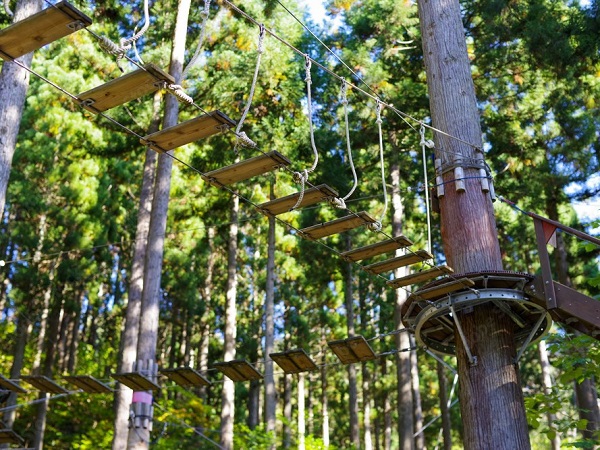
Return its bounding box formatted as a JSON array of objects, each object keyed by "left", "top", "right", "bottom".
[{"left": 416, "top": 0, "right": 530, "bottom": 448}]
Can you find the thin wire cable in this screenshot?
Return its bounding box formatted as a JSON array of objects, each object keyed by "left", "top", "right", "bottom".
[{"left": 182, "top": 0, "right": 213, "bottom": 80}]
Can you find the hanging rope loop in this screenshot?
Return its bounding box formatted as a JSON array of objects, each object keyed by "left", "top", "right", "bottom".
[
  {"left": 3, "top": 0, "right": 13, "bottom": 17},
  {"left": 375, "top": 100, "right": 388, "bottom": 226},
  {"left": 420, "top": 123, "right": 433, "bottom": 256},
  {"left": 340, "top": 78, "right": 358, "bottom": 203},
  {"left": 291, "top": 170, "right": 309, "bottom": 210},
  {"left": 182, "top": 0, "right": 213, "bottom": 79},
  {"left": 234, "top": 22, "right": 265, "bottom": 151},
  {"left": 99, "top": 0, "right": 150, "bottom": 61}
]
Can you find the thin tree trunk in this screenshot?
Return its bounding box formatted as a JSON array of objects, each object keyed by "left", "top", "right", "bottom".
[
  {"left": 220, "top": 195, "right": 239, "bottom": 450},
  {"left": 363, "top": 362, "right": 373, "bottom": 450},
  {"left": 436, "top": 361, "right": 452, "bottom": 450},
  {"left": 417, "top": 1, "right": 530, "bottom": 448},
  {"left": 381, "top": 357, "right": 392, "bottom": 450},
  {"left": 410, "top": 337, "right": 425, "bottom": 450},
  {"left": 283, "top": 373, "right": 292, "bottom": 448},
  {"left": 321, "top": 363, "right": 330, "bottom": 448},
  {"left": 126, "top": 0, "right": 189, "bottom": 445},
  {"left": 198, "top": 226, "right": 216, "bottom": 401},
  {"left": 113, "top": 125, "right": 158, "bottom": 450},
  {"left": 264, "top": 185, "right": 277, "bottom": 444},
  {"left": 391, "top": 162, "right": 414, "bottom": 450},
  {"left": 298, "top": 373, "right": 306, "bottom": 450},
  {"left": 0, "top": 0, "right": 43, "bottom": 215},
  {"left": 32, "top": 289, "right": 63, "bottom": 450},
  {"left": 538, "top": 341, "right": 560, "bottom": 450},
  {"left": 345, "top": 236, "right": 360, "bottom": 448},
  {"left": 247, "top": 379, "right": 260, "bottom": 429}
]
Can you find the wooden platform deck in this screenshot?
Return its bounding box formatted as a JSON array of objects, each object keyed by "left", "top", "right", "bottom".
[
  {"left": 364, "top": 250, "right": 433, "bottom": 275},
  {"left": 387, "top": 265, "right": 454, "bottom": 289},
  {"left": 258, "top": 184, "right": 338, "bottom": 216},
  {"left": 340, "top": 235, "right": 413, "bottom": 262},
  {"left": 299, "top": 212, "right": 376, "bottom": 240},
  {"left": 202, "top": 151, "right": 291, "bottom": 187}
]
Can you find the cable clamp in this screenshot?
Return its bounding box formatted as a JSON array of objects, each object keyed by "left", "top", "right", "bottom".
[{"left": 367, "top": 221, "right": 382, "bottom": 232}]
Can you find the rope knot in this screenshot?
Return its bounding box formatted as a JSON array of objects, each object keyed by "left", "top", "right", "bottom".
[
  {"left": 167, "top": 84, "right": 194, "bottom": 105},
  {"left": 304, "top": 55, "right": 312, "bottom": 84},
  {"left": 327, "top": 197, "right": 346, "bottom": 209},
  {"left": 236, "top": 131, "right": 257, "bottom": 148},
  {"left": 367, "top": 221, "right": 382, "bottom": 232}
]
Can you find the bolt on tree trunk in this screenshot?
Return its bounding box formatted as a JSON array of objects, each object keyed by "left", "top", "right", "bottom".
[{"left": 416, "top": 0, "right": 530, "bottom": 448}]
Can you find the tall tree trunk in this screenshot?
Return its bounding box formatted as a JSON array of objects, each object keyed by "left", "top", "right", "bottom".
[
  {"left": 436, "top": 361, "right": 452, "bottom": 450},
  {"left": 283, "top": 374, "right": 292, "bottom": 448},
  {"left": 344, "top": 235, "right": 360, "bottom": 448},
  {"left": 126, "top": 0, "right": 189, "bottom": 446},
  {"left": 417, "top": 1, "right": 530, "bottom": 448},
  {"left": 264, "top": 185, "right": 277, "bottom": 444},
  {"left": 0, "top": 0, "right": 43, "bottom": 215},
  {"left": 114, "top": 120, "right": 158, "bottom": 450},
  {"left": 220, "top": 195, "right": 239, "bottom": 450},
  {"left": 362, "top": 362, "right": 373, "bottom": 450},
  {"left": 410, "top": 337, "right": 425, "bottom": 450},
  {"left": 247, "top": 380, "right": 260, "bottom": 429},
  {"left": 381, "top": 357, "right": 392, "bottom": 450},
  {"left": 32, "top": 289, "right": 63, "bottom": 450},
  {"left": 198, "top": 226, "right": 216, "bottom": 401},
  {"left": 321, "top": 363, "right": 330, "bottom": 448},
  {"left": 538, "top": 341, "right": 560, "bottom": 450},
  {"left": 391, "top": 162, "right": 414, "bottom": 450},
  {"left": 298, "top": 373, "right": 306, "bottom": 450}
]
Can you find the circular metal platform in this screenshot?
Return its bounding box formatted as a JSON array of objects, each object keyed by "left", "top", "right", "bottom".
[{"left": 402, "top": 271, "right": 552, "bottom": 356}]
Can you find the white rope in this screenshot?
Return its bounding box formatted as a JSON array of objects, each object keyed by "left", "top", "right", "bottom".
[
  {"left": 420, "top": 124, "right": 434, "bottom": 255},
  {"left": 339, "top": 79, "right": 358, "bottom": 205},
  {"left": 3, "top": 0, "right": 13, "bottom": 17},
  {"left": 304, "top": 55, "right": 319, "bottom": 173},
  {"left": 166, "top": 84, "right": 194, "bottom": 105},
  {"left": 292, "top": 55, "right": 320, "bottom": 210},
  {"left": 98, "top": 0, "right": 150, "bottom": 60},
  {"left": 369, "top": 100, "right": 387, "bottom": 232},
  {"left": 182, "top": 0, "right": 213, "bottom": 79},
  {"left": 234, "top": 23, "right": 265, "bottom": 150}
]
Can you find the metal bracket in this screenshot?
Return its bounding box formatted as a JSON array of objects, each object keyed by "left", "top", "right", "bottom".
[
  {"left": 514, "top": 312, "right": 547, "bottom": 363},
  {"left": 450, "top": 303, "right": 478, "bottom": 366}
]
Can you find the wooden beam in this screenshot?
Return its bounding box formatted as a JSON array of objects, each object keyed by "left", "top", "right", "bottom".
[
  {"left": 202, "top": 151, "right": 291, "bottom": 187},
  {"left": 364, "top": 250, "right": 432, "bottom": 275},
  {"left": 78, "top": 64, "right": 175, "bottom": 113},
  {"left": 340, "top": 235, "right": 413, "bottom": 262},
  {"left": 258, "top": 184, "right": 338, "bottom": 216},
  {"left": 0, "top": 1, "right": 92, "bottom": 61},
  {"left": 387, "top": 265, "right": 454, "bottom": 289},
  {"left": 142, "top": 110, "right": 236, "bottom": 152},
  {"left": 299, "top": 212, "right": 376, "bottom": 240}
]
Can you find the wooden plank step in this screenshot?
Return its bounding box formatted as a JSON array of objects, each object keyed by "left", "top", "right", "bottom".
[
  {"left": 258, "top": 184, "right": 338, "bottom": 216},
  {"left": 202, "top": 151, "right": 291, "bottom": 187},
  {"left": 160, "top": 367, "right": 211, "bottom": 387},
  {"left": 387, "top": 265, "right": 454, "bottom": 289},
  {"left": 142, "top": 110, "right": 236, "bottom": 152},
  {"left": 21, "top": 375, "right": 68, "bottom": 394},
  {"left": 111, "top": 372, "right": 160, "bottom": 391},
  {"left": 299, "top": 212, "right": 377, "bottom": 240},
  {"left": 78, "top": 64, "right": 175, "bottom": 113},
  {"left": 0, "top": 429, "right": 24, "bottom": 445},
  {"left": 340, "top": 235, "right": 413, "bottom": 262},
  {"left": 364, "top": 250, "right": 433, "bottom": 275},
  {"left": 414, "top": 278, "right": 475, "bottom": 300},
  {"left": 63, "top": 375, "right": 112, "bottom": 394},
  {"left": 0, "top": 374, "right": 27, "bottom": 394},
  {"left": 0, "top": 1, "right": 92, "bottom": 61}
]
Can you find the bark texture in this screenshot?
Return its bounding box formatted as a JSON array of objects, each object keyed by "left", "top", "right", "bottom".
[
  {"left": 220, "top": 195, "right": 239, "bottom": 450},
  {"left": 0, "top": 0, "right": 42, "bottom": 216},
  {"left": 417, "top": 0, "right": 529, "bottom": 448}
]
